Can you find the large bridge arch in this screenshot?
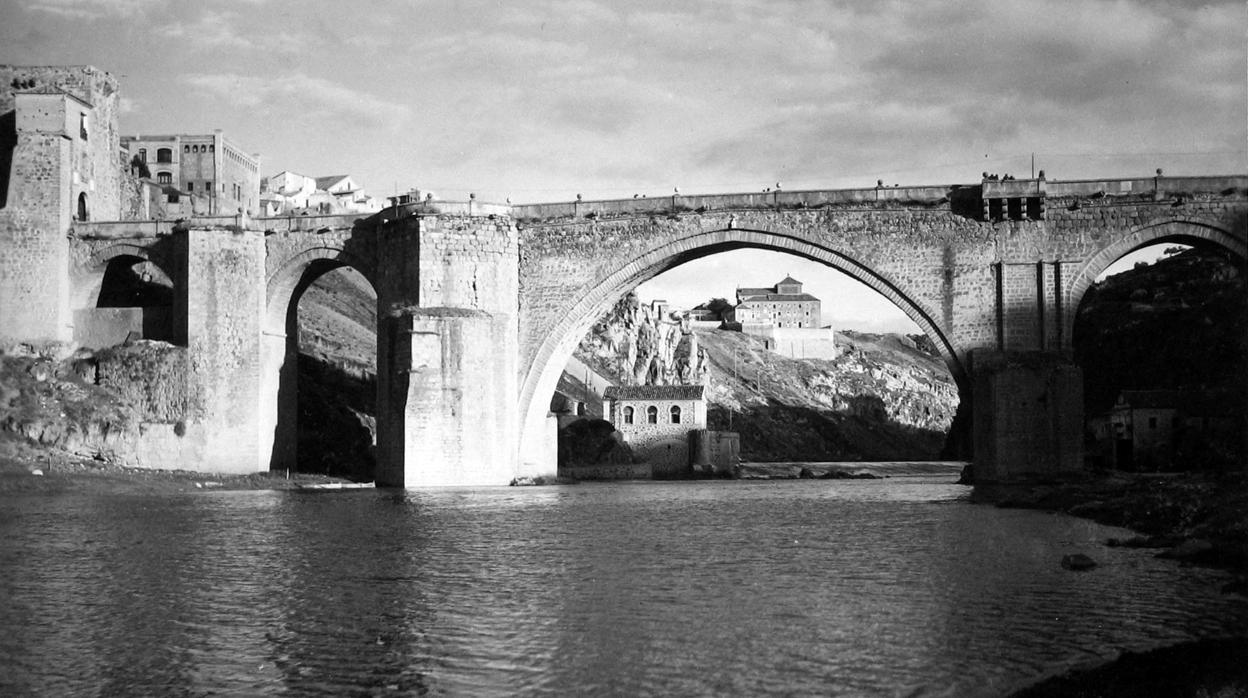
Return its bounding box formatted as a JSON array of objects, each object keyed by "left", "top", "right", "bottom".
[
  {"left": 1063, "top": 217, "right": 1247, "bottom": 347},
  {"left": 518, "top": 226, "right": 967, "bottom": 467}
]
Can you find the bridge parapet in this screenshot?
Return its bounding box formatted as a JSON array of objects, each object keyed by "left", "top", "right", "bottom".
[
  {"left": 513, "top": 184, "right": 973, "bottom": 221},
  {"left": 511, "top": 175, "right": 1247, "bottom": 222},
  {"left": 70, "top": 215, "right": 246, "bottom": 239},
  {"left": 1043, "top": 174, "right": 1247, "bottom": 199},
  {"left": 380, "top": 200, "right": 511, "bottom": 220},
  {"left": 254, "top": 213, "right": 371, "bottom": 233}
]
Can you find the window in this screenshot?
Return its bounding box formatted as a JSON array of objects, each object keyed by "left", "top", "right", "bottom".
[
  {"left": 623, "top": 407, "right": 633, "bottom": 425},
  {"left": 79, "top": 113, "right": 88, "bottom": 140},
  {"left": 76, "top": 192, "right": 88, "bottom": 221},
  {"left": 187, "top": 182, "right": 194, "bottom": 192},
  {"left": 156, "top": 148, "right": 172, "bottom": 163},
  {"left": 1148, "top": 417, "right": 1157, "bottom": 430},
  {"left": 670, "top": 406, "right": 681, "bottom": 424},
  {"left": 157, "top": 172, "right": 172, "bottom": 184},
  {"left": 209, "top": 144, "right": 214, "bottom": 152},
  {"left": 184, "top": 145, "right": 190, "bottom": 153},
  {"left": 205, "top": 180, "right": 212, "bottom": 193},
  {"left": 646, "top": 406, "right": 658, "bottom": 424},
  {"left": 138, "top": 148, "right": 147, "bottom": 163}
]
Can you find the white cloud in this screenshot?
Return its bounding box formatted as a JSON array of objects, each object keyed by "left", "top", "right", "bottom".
[
  {"left": 28, "top": 0, "right": 160, "bottom": 19},
  {"left": 185, "top": 72, "right": 412, "bottom": 131},
  {"left": 160, "top": 10, "right": 253, "bottom": 50}
]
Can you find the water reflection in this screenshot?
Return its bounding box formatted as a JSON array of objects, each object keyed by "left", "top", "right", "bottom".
[{"left": 0, "top": 479, "right": 1243, "bottom": 696}]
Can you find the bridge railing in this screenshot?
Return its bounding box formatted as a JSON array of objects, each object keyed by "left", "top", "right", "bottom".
[
  {"left": 70, "top": 215, "right": 246, "bottom": 238},
  {"left": 253, "top": 213, "right": 372, "bottom": 233},
  {"left": 512, "top": 184, "right": 974, "bottom": 220},
  {"left": 1044, "top": 175, "right": 1246, "bottom": 198}
]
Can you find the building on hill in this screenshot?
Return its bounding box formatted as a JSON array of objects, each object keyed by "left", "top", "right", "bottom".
[
  {"left": 260, "top": 171, "right": 381, "bottom": 215},
  {"left": 604, "top": 384, "right": 707, "bottom": 477},
  {"left": 122, "top": 130, "right": 261, "bottom": 215},
  {"left": 723, "top": 276, "right": 836, "bottom": 360}
]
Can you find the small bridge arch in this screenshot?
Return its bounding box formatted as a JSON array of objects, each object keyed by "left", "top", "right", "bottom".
[
  {"left": 261, "top": 244, "right": 380, "bottom": 473},
  {"left": 518, "top": 225, "right": 967, "bottom": 464}
]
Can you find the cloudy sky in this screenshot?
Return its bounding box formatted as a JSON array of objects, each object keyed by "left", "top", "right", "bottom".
[{"left": 2, "top": 0, "right": 1244, "bottom": 331}]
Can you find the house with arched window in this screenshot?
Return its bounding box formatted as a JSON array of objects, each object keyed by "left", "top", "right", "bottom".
[{"left": 603, "top": 385, "right": 707, "bottom": 476}]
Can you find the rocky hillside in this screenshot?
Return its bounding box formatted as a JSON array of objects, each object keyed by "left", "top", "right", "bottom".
[
  {"left": 1074, "top": 246, "right": 1247, "bottom": 413},
  {"left": 288, "top": 268, "right": 377, "bottom": 480},
  {"left": 574, "top": 299, "right": 960, "bottom": 461}
]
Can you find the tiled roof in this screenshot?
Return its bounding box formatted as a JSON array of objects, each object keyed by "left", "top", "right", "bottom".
[
  {"left": 14, "top": 84, "right": 92, "bottom": 107},
  {"left": 738, "top": 293, "right": 818, "bottom": 303},
  {"left": 604, "top": 385, "right": 705, "bottom": 401},
  {"left": 778, "top": 275, "right": 802, "bottom": 286},
  {"left": 1117, "top": 390, "right": 1180, "bottom": 409},
  {"left": 315, "top": 175, "right": 351, "bottom": 190}
]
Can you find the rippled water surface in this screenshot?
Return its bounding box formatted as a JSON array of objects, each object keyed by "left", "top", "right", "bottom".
[{"left": 1, "top": 473, "right": 1244, "bottom": 696}]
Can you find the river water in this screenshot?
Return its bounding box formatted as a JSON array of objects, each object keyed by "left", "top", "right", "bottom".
[{"left": 1, "top": 470, "right": 1244, "bottom": 696}]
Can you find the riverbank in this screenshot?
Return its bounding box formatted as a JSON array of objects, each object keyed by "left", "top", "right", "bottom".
[
  {"left": 975, "top": 470, "right": 1248, "bottom": 574},
  {"left": 988, "top": 471, "right": 1248, "bottom": 697},
  {"left": 0, "top": 446, "right": 357, "bottom": 495},
  {"left": 1009, "top": 637, "right": 1248, "bottom": 697}
]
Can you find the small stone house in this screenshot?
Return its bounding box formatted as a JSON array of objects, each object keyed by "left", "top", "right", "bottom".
[
  {"left": 1090, "top": 389, "right": 1242, "bottom": 471},
  {"left": 604, "top": 385, "right": 707, "bottom": 476}
]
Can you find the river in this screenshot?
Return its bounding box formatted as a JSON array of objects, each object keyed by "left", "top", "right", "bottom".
[{"left": 1, "top": 470, "right": 1244, "bottom": 696}]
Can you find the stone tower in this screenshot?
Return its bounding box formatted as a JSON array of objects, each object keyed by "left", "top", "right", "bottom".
[{"left": 0, "top": 65, "right": 121, "bottom": 345}]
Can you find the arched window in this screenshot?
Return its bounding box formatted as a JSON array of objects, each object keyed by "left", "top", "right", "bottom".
[
  {"left": 183, "top": 145, "right": 190, "bottom": 153},
  {"left": 156, "top": 148, "right": 172, "bottom": 163},
  {"left": 646, "top": 406, "right": 658, "bottom": 424},
  {"left": 76, "top": 192, "right": 88, "bottom": 221},
  {"left": 670, "top": 405, "right": 681, "bottom": 424},
  {"left": 623, "top": 406, "right": 634, "bottom": 425},
  {"left": 157, "top": 172, "right": 171, "bottom": 184}
]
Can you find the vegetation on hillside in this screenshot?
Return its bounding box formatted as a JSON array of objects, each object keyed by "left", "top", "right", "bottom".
[{"left": 1074, "top": 246, "right": 1247, "bottom": 413}]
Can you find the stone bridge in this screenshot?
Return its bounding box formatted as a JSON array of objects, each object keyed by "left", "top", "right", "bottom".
[{"left": 24, "top": 175, "right": 1248, "bottom": 486}]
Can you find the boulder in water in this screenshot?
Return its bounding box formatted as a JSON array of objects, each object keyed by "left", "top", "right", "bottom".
[{"left": 1061, "top": 553, "right": 1097, "bottom": 571}]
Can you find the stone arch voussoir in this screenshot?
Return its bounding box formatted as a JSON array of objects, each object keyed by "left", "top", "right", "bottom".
[
  {"left": 264, "top": 246, "right": 377, "bottom": 334},
  {"left": 518, "top": 226, "right": 965, "bottom": 463},
  {"left": 74, "top": 242, "right": 174, "bottom": 310},
  {"left": 1064, "top": 217, "right": 1246, "bottom": 346}
]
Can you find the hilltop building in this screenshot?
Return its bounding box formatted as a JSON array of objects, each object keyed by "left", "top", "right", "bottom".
[
  {"left": 260, "top": 171, "right": 382, "bottom": 216},
  {"left": 723, "top": 276, "right": 836, "bottom": 360},
  {"left": 122, "top": 131, "right": 260, "bottom": 215}
]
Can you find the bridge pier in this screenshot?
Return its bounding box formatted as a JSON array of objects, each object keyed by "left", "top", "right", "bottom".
[
  {"left": 175, "top": 227, "right": 269, "bottom": 474},
  {"left": 377, "top": 309, "right": 517, "bottom": 486},
  {"left": 970, "top": 350, "right": 1084, "bottom": 481}
]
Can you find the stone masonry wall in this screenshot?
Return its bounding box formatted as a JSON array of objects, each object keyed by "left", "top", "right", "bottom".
[
  {"left": 1, "top": 65, "right": 122, "bottom": 344},
  {"left": 181, "top": 227, "right": 267, "bottom": 473},
  {"left": 372, "top": 214, "right": 522, "bottom": 485},
  {"left": 0, "top": 136, "right": 71, "bottom": 344}
]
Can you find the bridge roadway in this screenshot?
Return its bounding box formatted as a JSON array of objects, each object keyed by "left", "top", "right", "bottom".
[{"left": 58, "top": 175, "right": 1248, "bottom": 486}]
